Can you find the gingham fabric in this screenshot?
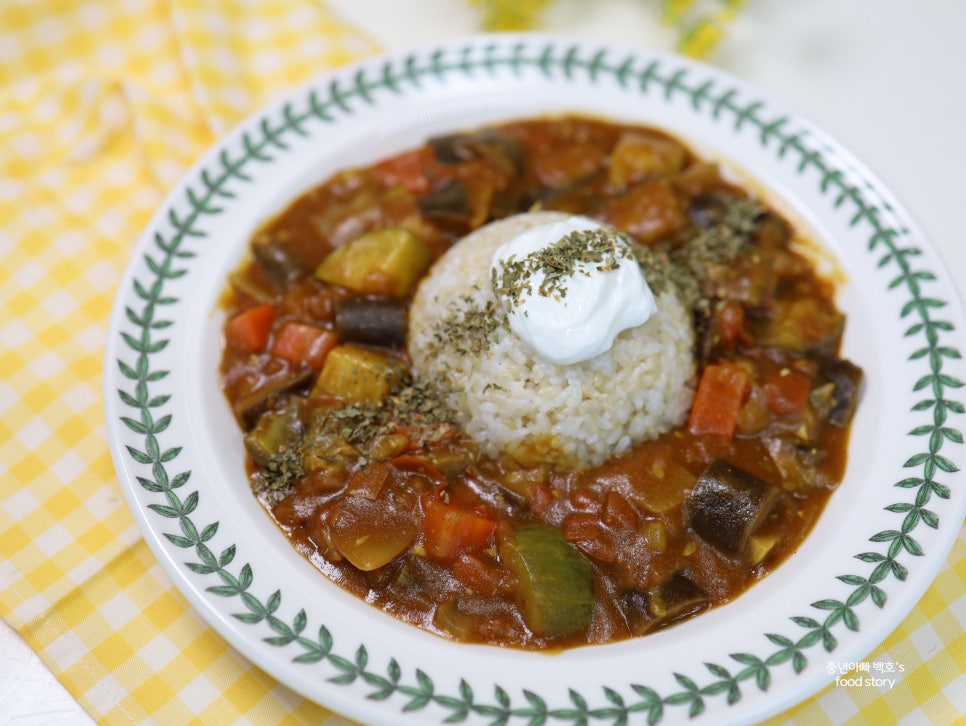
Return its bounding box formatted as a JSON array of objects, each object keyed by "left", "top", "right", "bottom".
[{"left": 0, "top": 1, "right": 963, "bottom": 723}]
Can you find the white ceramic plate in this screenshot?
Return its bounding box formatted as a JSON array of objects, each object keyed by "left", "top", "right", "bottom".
[{"left": 105, "top": 35, "right": 966, "bottom": 725}]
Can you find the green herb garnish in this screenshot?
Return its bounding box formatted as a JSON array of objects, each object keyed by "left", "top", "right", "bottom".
[
  {"left": 491, "top": 228, "right": 632, "bottom": 306},
  {"left": 633, "top": 195, "right": 764, "bottom": 315},
  {"left": 428, "top": 289, "right": 505, "bottom": 358},
  {"left": 318, "top": 377, "right": 458, "bottom": 450}
]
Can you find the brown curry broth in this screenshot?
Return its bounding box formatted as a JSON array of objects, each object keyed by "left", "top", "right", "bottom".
[
  {"left": 222, "top": 115, "right": 854, "bottom": 650},
  {"left": 260, "top": 428, "right": 844, "bottom": 649}
]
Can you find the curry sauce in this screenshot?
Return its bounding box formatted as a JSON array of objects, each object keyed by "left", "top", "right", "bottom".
[{"left": 219, "top": 116, "right": 862, "bottom": 649}]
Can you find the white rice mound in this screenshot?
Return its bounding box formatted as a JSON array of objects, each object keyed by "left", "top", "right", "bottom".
[{"left": 408, "top": 212, "right": 696, "bottom": 468}]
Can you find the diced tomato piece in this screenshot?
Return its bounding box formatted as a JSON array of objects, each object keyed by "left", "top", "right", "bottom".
[
  {"left": 344, "top": 460, "right": 392, "bottom": 500},
  {"left": 391, "top": 455, "right": 448, "bottom": 488},
  {"left": 530, "top": 483, "right": 555, "bottom": 514},
  {"left": 225, "top": 304, "right": 274, "bottom": 353},
  {"left": 522, "top": 126, "right": 561, "bottom": 151},
  {"left": 269, "top": 322, "right": 338, "bottom": 372},
  {"left": 373, "top": 148, "right": 435, "bottom": 194},
  {"left": 423, "top": 498, "right": 496, "bottom": 562},
  {"left": 717, "top": 300, "right": 754, "bottom": 347},
  {"left": 600, "top": 178, "right": 688, "bottom": 244},
  {"left": 688, "top": 362, "right": 752, "bottom": 437},
  {"left": 452, "top": 552, "right": 503, "bottom": 597},
  {"left": 601, "top": 490, "right": 639, "bottom": 529},
  {"left": 763, "top": 368, "right": 811, "bottom": 415},
  {"left": 561, "top": 512, "right": 616, "bottom": 563},
  {"left": 531, "top": 144, "right": 605, "bottom": 189},
  {"left": 568, "top": 487, "right": 602, "bottom": 513}
]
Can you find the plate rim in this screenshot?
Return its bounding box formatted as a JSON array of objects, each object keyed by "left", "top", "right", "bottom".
[{"left": 103, "top": 32, "right": 966, "bottom": 725}]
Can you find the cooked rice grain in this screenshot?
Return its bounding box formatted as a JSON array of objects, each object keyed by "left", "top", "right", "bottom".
[{"left": 408, "top": 212, "right": 696, "bottom": 468}]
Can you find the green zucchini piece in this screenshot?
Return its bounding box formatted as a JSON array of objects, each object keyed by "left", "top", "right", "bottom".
[{"left": 501, "top": 524, "right": 594, "bottom": 639}]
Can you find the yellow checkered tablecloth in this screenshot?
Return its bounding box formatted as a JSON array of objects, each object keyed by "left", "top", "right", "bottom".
[{"left": 0, "top": 1, "right": 963, "bottom": 723}]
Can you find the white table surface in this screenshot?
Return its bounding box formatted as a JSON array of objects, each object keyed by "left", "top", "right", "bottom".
[{"left": 4, "top": 0, "right": 964, "bottom": 723}]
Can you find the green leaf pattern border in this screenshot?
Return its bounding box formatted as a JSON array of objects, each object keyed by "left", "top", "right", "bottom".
[{"left": 112, "top": 38, "right": 964, "bottom": 724}]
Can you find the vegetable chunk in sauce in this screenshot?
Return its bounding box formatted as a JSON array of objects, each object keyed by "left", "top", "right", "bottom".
[{"left": 219, "top": 115, "right": 862, "bottom": 650}]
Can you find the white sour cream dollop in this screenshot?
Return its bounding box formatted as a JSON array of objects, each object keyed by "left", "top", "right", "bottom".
[{"left": 490, "top": 216, "right": 657, "bottom": 365}]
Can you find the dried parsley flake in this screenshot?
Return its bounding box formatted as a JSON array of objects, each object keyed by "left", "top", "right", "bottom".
[
  {"left": 318, "top": 377, "right": 458, "bottom": 451},
  {"left": 428, "top": 290, "right": 505, "bottom": 358},
  {"left": 633, "top": 196, "right": 765, "bottom": 316},
  {"left": 491, "top": 228, "right": 633, "bottom": 306}
]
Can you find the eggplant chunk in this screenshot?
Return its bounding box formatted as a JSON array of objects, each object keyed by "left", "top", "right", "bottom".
[
  {"left": 819, "top": 357, "right": 863, "bottom": 427},
  {"left": 335, "top": 296, "right": 407, "bottom": 348},
  {"left": 756, "top": 297, "right": 845, "bottom": 354},
  {"left": 688, "top": 194, "right": 728, "bottom": 229},
  {"left": 428, "top": 129, "right": 523, "bottom": 172},
  {"left": 648, "top": 573, "right": 708, "bottom": 621},
  {"left": 233, "top": 367, "right": 313, "bottom": 429},
  {"left": 251, "top": 234, "right": 310, "bottom": 286},
  {"left": 418, "top": 180, "right": 472, "bottom": 227},
  {"left": 621, "top": 574, "right": 708, "bottom": 635},
  {"left": 244, "top": 398, "right": 304, "bottom": 469},
  {"left": 766, "top": 438, "right": 830, "bottom": 491},
  {"left": 685, "top": 460, "right": 781, "bottom": 559}
]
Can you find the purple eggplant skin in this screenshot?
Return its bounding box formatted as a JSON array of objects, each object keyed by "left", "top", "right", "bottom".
[
  {"left": 684, "top": 460, "right": 781, "bottom": 558},
  {"left": 334, "top": 296, "right": 408, "bottom": 349},
  {"left": 621, "top": 573, "right": 709, "bottom": 635},
  {"left": 819, "top": 357, "right": 864, "bottom": 427}
]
